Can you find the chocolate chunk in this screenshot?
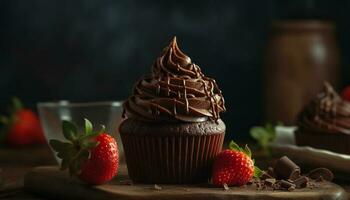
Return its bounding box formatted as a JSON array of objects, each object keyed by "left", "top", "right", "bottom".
[
  {"left": 261, "top": 171, "right": 273, "bottom": 180},
  {"left": 267, "top": 167, "right": 276, "bottom": 178},
  {"left": 264, "top": 178, "right": 276, "bottom": 187},
  {"left": 273, "top": 184, "right": 281, "bottom": 190},
  {"left": 276, "top": 180, "right": 296, "bottom": 190},
  {"left": 293, "top": 176, "right": 308, "bottom": 188},
  {"left": 247, "top": 178, "right": 254, "bottom": 185},
  {"left": 274, "top": 156, "right": 300, "bottom": 180},
  {"left": 255, "top": 181, "right": 263, "bottom": 190},
  {"left": 307, "top": 168, "right": 334, "bottom": 182}
]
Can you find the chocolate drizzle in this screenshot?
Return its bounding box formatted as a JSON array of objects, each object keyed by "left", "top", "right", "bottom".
[
  {"left": 297, "top": 82, "right": 350, "bottom": 134},
  {"left": 123, "top": 37, "right": 226, "bottom": 122}
]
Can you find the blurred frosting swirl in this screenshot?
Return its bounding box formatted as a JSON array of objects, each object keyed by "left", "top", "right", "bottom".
[
  {"left": 123, "top": 37, "right": 226, "bottom": 122},
  {"left": 297, "top": 82, "right": 350, "bottom": 134}
]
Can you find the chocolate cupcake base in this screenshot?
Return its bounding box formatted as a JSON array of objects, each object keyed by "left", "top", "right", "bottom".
[
  {"left": 295, "top": 129, "right": 350, "bottom": 155},
  {"left": 119, "top": 118, "right": 225, "bottom": 183}
]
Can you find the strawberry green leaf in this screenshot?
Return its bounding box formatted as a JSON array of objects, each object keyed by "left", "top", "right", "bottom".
[
  {"left": 74, "top": 155, "right": 87, "bottom": 174},
  {"left": 49, "top": 140, "right": 72, "bottom": 152},
  {"left": 254, "top": 166, "right": 263, "bottom": 178},
  {"left": 265, "top": 123, "right": 274, "bottom": 133},
  {"left": 84, "top": 118, "right": 93, "bottom": 135},
  {"left": 62, "top": 120, "right": 78, "bottom": 141},
  {"left": 228, "top": 140, "right": 243, "bottom": 152},
  {"left": 71, "top": 149, "right": 90, "bottom": 175},
  {"left": 69, "top": 162, "right": 76, "bottom": 176},
  {"left": 250, "top": 127, "right": 268, "bottom": 142},
  {"left": 0, "top": 116, "right": 8, "bottom": 124},
  {"left": 243, "top": 144, "right": 252, "bottom": 158},
  {"left": 12, "top": 97, "right": 23, "bottom": 111},
  {"left": 250, "top": 123, "right": 279, "bottom": 152},
  {"left": 82, "top": 141, "right": 99, "bottom": 149},
  {"left": 79, "top": 132, "right": 99, "bottom": 143},
  {"left": 76, "top": 149, "right": 90, "bottom": 162},
  {"left": 56, "top": 146, "right": 76, "bottom": 160}
]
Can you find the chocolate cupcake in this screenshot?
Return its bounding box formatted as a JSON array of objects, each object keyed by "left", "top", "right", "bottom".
[
  {"left": 295, "top": 82, "right": 350, "bottom": 154},
  {"left": 119, "top": 37, "right": 226, "bottom": 183}
]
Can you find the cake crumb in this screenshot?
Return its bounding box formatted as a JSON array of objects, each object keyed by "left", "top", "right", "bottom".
[
  {"left": 288, "top": 186, "right": 296, "bottom": 191},
  {"left": 316, "top": 176, "right": 324, "bottom": 182},
  {"left": 119, "top": 180, "right": 133, "bottom": 185},
  {"left": 154, "top": 184, "right": 162, "bottom": 190},
  {"left": 223, "top": 183, "right": 230, "bottom": 190}
]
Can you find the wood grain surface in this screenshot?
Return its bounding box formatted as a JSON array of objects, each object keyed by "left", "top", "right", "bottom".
[{"left": 24, "top": 166, "right": 348, "bottom": 200}]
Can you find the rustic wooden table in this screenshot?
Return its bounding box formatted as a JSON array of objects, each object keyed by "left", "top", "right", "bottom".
[{"left": 0, "top": 147, "right": 349, "bottom": 199}]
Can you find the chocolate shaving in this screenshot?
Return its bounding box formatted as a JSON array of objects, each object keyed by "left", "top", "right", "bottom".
[
  {"left": 307, "top": 168, "right": 334, "bottom": 182},
  {"left": 288, "top": 185, "right": 296, "bottom": 191},
  {"left": 267, "top": 167, "right": 276, "bottom": 178},
  {"left": 274, "top": 156, "right": 300, "bottom": 181},
  {"left": 276, "top": 180, "right": 296, "bottom": 190},
  {"left": 239, "top": 156, "right": 334, "bottom": 192},
  {"left": 260, "top": 171, "right": 273, "bottom": 180},
  {"left": 293, "top": 176, "right": 308, "bottom": 188},
  {"left": 246, "top": 180, "right": 253, "bottom": 185},
  {"left": 256, "top": 181, "right": 263, "bottom": 190},
  {"left": 264, "top": 178, "right": 276, "bottom": 187},
  {"left": 119, "top": 180, "right": 133, "bottom": 185}
]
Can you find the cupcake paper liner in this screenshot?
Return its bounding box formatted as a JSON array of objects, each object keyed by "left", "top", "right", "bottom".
[
  {"left": 295, "top": 129, "right": 350, "bottom": 155},
  {"left": 121, "top": 133, "right": 225, "bottom": 183}
]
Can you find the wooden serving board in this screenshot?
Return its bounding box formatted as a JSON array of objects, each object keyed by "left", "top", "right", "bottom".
[{"left": 24, "top": 166, "right": 348, "bottom": 200}]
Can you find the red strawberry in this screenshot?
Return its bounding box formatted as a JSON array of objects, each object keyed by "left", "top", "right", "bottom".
[
  {"left": 0, "top": 98, "right": 45, "bottom": 146},
  {"left": 79, "top": 133, "right": 118, "bottom": 184},
  {"left": 50, "top": 119, "right": 119, "bottom": 185},
  {"left": 341, "top": 85, "right": 350, "bottom": 101},
  {"left": 212, "top": 141, "right": 262, "bottom": 186}
]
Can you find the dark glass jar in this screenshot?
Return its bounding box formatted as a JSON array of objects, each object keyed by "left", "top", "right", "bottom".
[{"left": 264, "top": 20, "right": 340, "bottom": 124}]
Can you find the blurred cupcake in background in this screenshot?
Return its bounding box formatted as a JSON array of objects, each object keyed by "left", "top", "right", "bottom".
[{"left": 295, "top": 82, "right": 350, "bottom": 155}]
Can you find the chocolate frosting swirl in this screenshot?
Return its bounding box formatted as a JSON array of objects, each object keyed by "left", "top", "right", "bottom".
[
  {"left": 123, "top": 37, "right": 226, "bottom": 122},
  {"left": 297, "top": 82, "right": 350, "bottom": 134}
]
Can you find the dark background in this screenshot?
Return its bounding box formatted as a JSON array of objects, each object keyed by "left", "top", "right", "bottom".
[{"left": 2, "top": 0, "right": 350, "bottom": 141}]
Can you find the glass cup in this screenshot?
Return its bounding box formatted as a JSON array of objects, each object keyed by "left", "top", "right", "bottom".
[{"left": 37, "top": 101, "right": 124, "bottom": 163}]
